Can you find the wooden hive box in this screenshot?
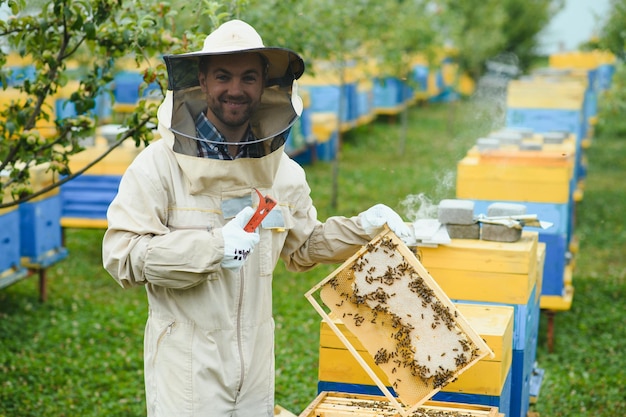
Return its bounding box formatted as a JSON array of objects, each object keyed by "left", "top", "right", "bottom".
[
  {"left": 15, "top": 164, "right": 67, "bottom": 267},
  {"left": 299, "top": 392, "right": 504, "bottom": 417},
  {"left": 19, "top": 193, "right": 67, "bottom": 267},
  {"left": 1, "top": 175, "right": 28, "bottom": 286},
  {"left": 318, "top": 304, "right": 514, "bottom": 410},
  {"left": 506, "top": 79, "right": 586, "bottom": 110},
  {"left": 62, "top": 136, "right": 150, "bottom": 228},
  {"left": 67, "top": 137, "right": 147, "bottom": 176},
  {"left": 417, "top": 232, "right": 539, "bottom": 306},
  {"left": 456, "top": 151, "right": 575, "bottom": 204},
  {"left": 0, "top": 204, "right": 24, "bottom": 277},
  {"left": 418, "top": 234, "right": 545, "bottom": 417}
]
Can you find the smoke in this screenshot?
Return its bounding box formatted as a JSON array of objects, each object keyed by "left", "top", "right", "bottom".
[
  {"left": 400, "top": 169, "right": 457, "bottom": 222},
  {"left": 466, "top": 52, "right": 521, "bottom": 136},
  {"left": 400, "top": 193, "right": 438, "bottom": 222},
  {"left": 436, "top": 170, "right": 455, "bottom": 196}
]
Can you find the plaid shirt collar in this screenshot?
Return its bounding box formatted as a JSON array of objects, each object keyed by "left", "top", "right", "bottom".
[{"left": 195, "top": 112, "right": 263, "bottom": 159}]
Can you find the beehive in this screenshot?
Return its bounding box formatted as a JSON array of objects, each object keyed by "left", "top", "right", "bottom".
[
  {"left": 61, "top": 135, "right": 151, "bottom": 228},
  {"left": 0, "top": 206, "right": 23, "bottom": 277},
  {"left": 306, "top": 228, "right": 493, "bottom": 415},
  {"left": 418, "top": 234, "right": 545, "bottom": 417},
  {"left": 13, "top": 164, "right": 67, "bottom": 267},
  {"left": 418, "top": 232, "right": 539, "bottom": 306},
  {"left": 299, "top": 392, "right": 504, "bottom": 417},
  {"left": 66, "top": 136, "right": 147, "bottom": 176},
  {"left": 506, "top": 78, "right": 586, "bottom": 111},
  {"left": 456, "top": 151, "right": 575, "bottom": 204},
  {"left": 318, "top": 304, "right": 514, "bottom": 407},
  {"left": 0, "top": 175, "right": 27, "bottom": 286}
]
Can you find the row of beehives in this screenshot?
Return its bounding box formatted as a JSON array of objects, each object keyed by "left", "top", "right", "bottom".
[
  {"left": 300, "top": 51, "right": 614, "bottom": 417},
  {"left": 1, "top": 50, "right": 466, "bottom": 160},
  {"left": 0, "top": 165, "right": 68, "bottom": 295}
]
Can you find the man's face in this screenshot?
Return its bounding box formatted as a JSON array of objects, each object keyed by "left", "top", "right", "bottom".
[{"left": 198, "top": 53, "right": 265, "bottom": 132}]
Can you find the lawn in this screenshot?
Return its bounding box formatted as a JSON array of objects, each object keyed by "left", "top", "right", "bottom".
[{"left": 0, "top": 98, "right": 624, "bottom": 416}]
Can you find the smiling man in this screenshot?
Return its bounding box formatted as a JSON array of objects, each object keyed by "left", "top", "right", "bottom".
[
  {"left": 196, "top": 53, "right": 266, "bottom": 158},
  {"left": 102, "top": 19, "right": 414, "bottom": 417}
]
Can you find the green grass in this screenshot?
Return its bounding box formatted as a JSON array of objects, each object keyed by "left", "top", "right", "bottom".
[{"left": 1, "top": 99, "right": 624, "bottom": 416}]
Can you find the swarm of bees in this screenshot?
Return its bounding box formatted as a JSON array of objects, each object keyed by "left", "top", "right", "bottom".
[{"left": 317, "top": 231, "right": 492, "bottom": 408}]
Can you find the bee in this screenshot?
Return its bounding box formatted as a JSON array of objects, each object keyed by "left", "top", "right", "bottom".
[{"left": 455, "top": 353, "right": 468, "bottom": 366}]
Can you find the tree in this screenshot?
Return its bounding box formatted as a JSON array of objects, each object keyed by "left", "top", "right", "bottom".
[
  {"left": 594, "top": 0, "right": 626, "bottom": 137},
  {"left": 0, "top": 0, "right": 244, "bottom": 208},
  {"left": 598, "top": 0, "right": 626, "bottom": 60},
  {"left": 433, "top": 0, "right": 563, "bottom": 80},
  {"left": 243, "top": 0, "right": 439, "bottom": 209},
  {"left": 500, "top": 0, "right": 564, "bottom": 72}
]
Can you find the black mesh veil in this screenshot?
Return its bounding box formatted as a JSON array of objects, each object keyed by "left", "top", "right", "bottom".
[{"left": 162, "top": 48, "right": 305, "bottom": 148}]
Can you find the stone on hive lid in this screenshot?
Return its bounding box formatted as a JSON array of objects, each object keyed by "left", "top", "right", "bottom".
[
  {"left": 481, "top": 223, "right": 522, "bottom": 242},
  {"left": 476, "top": 137, "right": 500, "bottom": 151},
  {"left": 438, "top": 199, "right": 475, "bottom": 225},
  {"left": 488, "top": 130, "right": 524, "bottom": 145},
  {"left": 487, "top": 202, "right": 527, "bottom": 217},
  {"left": 543, "top": 131, "right": 568, "bottom": 144}
]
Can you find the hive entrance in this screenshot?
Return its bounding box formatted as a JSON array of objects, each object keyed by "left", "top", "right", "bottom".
[{"left": 305, "top": 228, "right": 493, "bottom": 416}]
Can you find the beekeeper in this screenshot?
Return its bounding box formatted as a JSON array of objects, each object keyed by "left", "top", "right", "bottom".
[{"left": 102, "top": 19, "right": 413, "bottom": 417}]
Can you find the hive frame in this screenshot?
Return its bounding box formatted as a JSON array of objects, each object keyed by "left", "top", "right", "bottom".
[{"left": 305, "top": 227, "right": 494, "bottom": 416}]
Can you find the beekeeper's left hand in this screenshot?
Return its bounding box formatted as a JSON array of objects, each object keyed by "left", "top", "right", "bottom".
[{"left": 359, "top": 204, "right": 415, "bottom": 246}]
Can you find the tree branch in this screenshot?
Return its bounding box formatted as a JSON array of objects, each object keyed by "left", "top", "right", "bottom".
[{"left": 0, "top": 118, "right": 151, "bottom": 209}]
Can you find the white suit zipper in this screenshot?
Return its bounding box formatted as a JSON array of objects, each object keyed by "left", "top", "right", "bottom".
[{"left": 236, "top": 265, "right": 246, "bottom": 396}]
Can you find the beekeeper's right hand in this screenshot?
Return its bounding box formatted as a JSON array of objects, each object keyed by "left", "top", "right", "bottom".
[{"left": 220, "top": 206, "right": 260, "bottom": 271}]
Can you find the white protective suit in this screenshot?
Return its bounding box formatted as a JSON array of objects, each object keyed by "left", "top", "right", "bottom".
[{"left": 101, "top": 73, "right": 376, "bottom": 415}]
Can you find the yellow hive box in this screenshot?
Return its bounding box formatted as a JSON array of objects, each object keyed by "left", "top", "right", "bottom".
[
  {"left": 506, "top": 79, "right": 586, "bottom": 110},
  {"left": 540, "top": 265, "right": 575, "bottom": 312},
  {"left": 319, "top": 304, "right": 513, "bottom": 396},
  {"left": 9, "top": 163, "right": 60, "bottom": 202},
  {"left": 456, "top": 152, "right": 574, "bottom": 203},
  {"left": 549, "top": 50, "right": 616, "bottom": 69},
  {"left": 0, "top": 87, "right": 57, "bottom": 138},
  {"left": 299, "top": 391, "right": 504, "bottom": 417},
  {"left": 0, "top": 183, "right": 18, "bottom": 215},
  {"left": 417, "top": 232, "right": 539, "bottom": 305},
  {"left": 311, "top": 112, "right": 339, "bottom": 143},
  {"left": 67, "top": 138, "right": 146, "bottom": 176}
]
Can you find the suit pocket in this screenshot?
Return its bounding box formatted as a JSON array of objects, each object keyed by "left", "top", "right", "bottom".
[{"left": 145, "top": 314, "right": 194, "bottom": 415}]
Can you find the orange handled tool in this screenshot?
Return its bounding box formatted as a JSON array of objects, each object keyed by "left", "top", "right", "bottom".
[{"left": 244, "top": 189, "right": 277, "bottom": 232}]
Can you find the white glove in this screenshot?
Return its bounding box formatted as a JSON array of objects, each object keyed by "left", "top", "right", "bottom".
[
  {"left": 359, "top": 204, "right": 415, "bottom": 245},
  {"left": 221, "top": 206, "right": 260, "bottom": 271}
]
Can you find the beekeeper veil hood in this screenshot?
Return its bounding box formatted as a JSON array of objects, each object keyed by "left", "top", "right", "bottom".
[{"left": 162, "top": 19, "right": 305, "bottom": 152}]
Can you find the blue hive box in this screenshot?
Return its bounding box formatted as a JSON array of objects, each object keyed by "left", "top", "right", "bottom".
[
  {"left": 61, "top": 174, "right": 122, "bottom": 221},
  {"left": 1, "top": 208, "right": 24, "bottom": 274},
  {"left": 19, "top": 193, "right": 68, "bottom": 267}
]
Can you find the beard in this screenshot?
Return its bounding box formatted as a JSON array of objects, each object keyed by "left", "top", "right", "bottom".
[{"left": 208, "top": 94, "right": 259, "bottom": 128}]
